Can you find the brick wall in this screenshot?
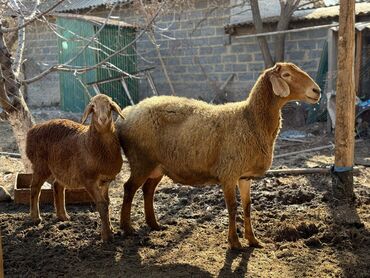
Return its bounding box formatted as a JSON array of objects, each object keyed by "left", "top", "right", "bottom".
[
  {"left": 94, "top": 0, "right": 329, "bottom": 102},
  {"left": 24, "top": 20, "right": 59, "bottom": 107},
  {"left": 24, "top": 0, "right": 331, "bottom": 107}
]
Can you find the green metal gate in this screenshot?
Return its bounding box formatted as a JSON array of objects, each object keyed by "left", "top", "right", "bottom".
[{"left": 57, "top": 17, "right": 138, "bottom": 112}]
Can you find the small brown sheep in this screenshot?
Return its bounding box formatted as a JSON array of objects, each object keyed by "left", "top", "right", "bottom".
[
  {"left": 116, "top": 63, "right": 321, "bottom": 249},
  {"left": 26, "top": 94, "right": 125, "bottom": 242}
]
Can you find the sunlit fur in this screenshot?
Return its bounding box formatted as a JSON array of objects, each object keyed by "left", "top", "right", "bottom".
[
  {"left": 26, "top": 94, "right": 123, "bottom": 242},
  {"left": 116, "top": 63, "right": 321, "bottom": 249}
]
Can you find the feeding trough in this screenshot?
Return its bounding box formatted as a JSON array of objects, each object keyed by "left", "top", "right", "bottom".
[{"left": 14, "top": 173, "right": 93, "bottom": 205}]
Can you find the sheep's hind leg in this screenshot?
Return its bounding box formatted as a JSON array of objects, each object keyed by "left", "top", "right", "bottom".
[
  {"left": 120, "top": 175, "right": 147, "bottom": 235},
  {"left": 142, "top": 176, "right": 163, "bottom": 230},
  {"left": 238, "top": 179, "right": 262, "bottom": 248},
  {"left": 53, "top": 181, "right": 70, "bottom": 221},
  {"left": 30, "top": 172, "right": 49, "bottom": 224},
  {"left": 84, "top": 183, "right": 112, "bottom": 242},
  {"left": 222, "top": 182, "right": 242, "bottom": 250}
]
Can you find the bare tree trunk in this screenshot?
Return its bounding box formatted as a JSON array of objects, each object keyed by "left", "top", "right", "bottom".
[
  {"left": 0, "top": 27, "right": 34, "bottom": 173},
  {"left": 274, "top": 0, "right": 301, "bottom": 62},
  {"left": 250, "top": 0, "right": 274, "bottom": 68}
]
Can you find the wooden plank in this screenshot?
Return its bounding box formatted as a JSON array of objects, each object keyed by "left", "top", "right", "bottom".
[
  {"left": 0, "top": 229, "right": 3, "bottom": 278},
  {"left": 335, "top": 1, "right": 356, "bottom": 168},
  {"left": 355, "top": 30, "right": 362, "bottom": 96}
]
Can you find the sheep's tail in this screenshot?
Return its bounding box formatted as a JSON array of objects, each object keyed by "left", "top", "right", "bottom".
[{"left": 26, "top": 126, "right": 39, "bottom": 162}]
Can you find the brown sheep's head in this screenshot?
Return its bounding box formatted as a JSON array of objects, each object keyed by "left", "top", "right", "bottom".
[
  {"left": 81, "top": 94, "right": 125, "bottom": 131},
  {"left": 268, "top": 62, "right": 321, "bottom": 104}
]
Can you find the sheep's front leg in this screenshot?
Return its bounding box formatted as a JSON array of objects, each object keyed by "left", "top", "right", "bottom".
[
  {"left": 100, "top": 183, "right": 113, "bottom": 232},
  {"left": 53, "top": 181, "right": 70, "bottom": 221},
  {"left": 238, "top": 179, "right": 261, "bottom": 247},
  {"left": 85, "top": 183, "right": 112, "bottom": 242},
  {"left": 222, "top": 183, "right": 242, "bottom": 249}
]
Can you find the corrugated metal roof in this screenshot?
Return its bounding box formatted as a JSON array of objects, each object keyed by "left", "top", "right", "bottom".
[
  {"left": 295, "top": 2, "right": 370, "bottom": 21},
  {"left": 53, "top": 12, "right": 137, "bottom": 28},
  {"left": 331, "top": 21, "right": 370, "bottom": 31},
  {"left": 54, "top": 0, "right": 130, "bottom": 12},
  {"left": 227, "top": 2, "right": 370, "bottom": 29},
  {"left": 298, "top": 0, "right": 365, "bottom": 10}
]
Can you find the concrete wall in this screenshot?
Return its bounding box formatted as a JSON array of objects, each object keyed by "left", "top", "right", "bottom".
[{"left": 23, "top": 0, "right": 337, "bottom": 107}]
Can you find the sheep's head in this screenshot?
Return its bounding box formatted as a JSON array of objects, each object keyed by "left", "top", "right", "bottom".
[
  {"left": 268, "top": 63, "right": 321, "bottom": 104},
  {"left": 81, "top": 94, "right": 125, "bottom": 131}
]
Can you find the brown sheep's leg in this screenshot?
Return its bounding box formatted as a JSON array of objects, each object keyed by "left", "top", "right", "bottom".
[
  {"left": 142, "top": 176, "right": 163, "bottom": 230},
  {"left": 120, "top": 175, "right": 147, "bottom": 235},
  {"left": 238, "top": 179, "right": 262, "bottom": 248},
  {"left": 30, "top": 172, "right": 48, "bottom": 224},
  {"left": 222, "top": 183, "right": 242, "bottom": 249},
  {"left": 100, "top": 183, "right": 113, "bottom": 232},
  {"left": 53, "top": 181, "right": 70, "bottom": 221},
  {"left": 84, "top": 184, "right": 112, "bottom": 242}
]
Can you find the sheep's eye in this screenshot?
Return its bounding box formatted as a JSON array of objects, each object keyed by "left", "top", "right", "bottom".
[{"left": 282, "top": 72, "right": 290, "bottom": 78}]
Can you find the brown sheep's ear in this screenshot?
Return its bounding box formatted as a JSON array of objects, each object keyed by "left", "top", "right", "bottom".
[
  {"left": 110, "top": 101, "right": 125, "bottom": 119},
  {"left": 270, "top": 75, "right": 290, "bottom": 97},
  {"left": 81, "top": 103, "right": 93, "bottom": 124}
]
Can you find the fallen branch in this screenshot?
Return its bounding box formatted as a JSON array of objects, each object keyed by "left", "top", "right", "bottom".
[
  {"left": 278, "top": 137, "right": 309, "bottom": 143},
  {"left": 355, "top": 158, "right": 370, "bottom": 167},
  {"left": 240, "top": 166, "right": 361, "bottom": 180},
  {"left": 275, "top": 139, "right": 363, "bottom": 159},
  {"left": 0, "top": 151, "right": 21, "bottom": 158}
]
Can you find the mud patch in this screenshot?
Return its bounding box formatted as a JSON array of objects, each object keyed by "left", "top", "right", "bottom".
[{"left": 274, "top": 222, "right": 319, "bottom": 242}]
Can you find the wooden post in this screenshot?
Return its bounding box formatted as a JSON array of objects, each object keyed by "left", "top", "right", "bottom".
[
  {"left": 333, "top": 0, "right": 356, "bottom": 203},
  {"left": 0, "top": 229, "right": 3, "bottom": 278},
  {"left": 355, "top": 30, "right": 362, "bottom": 96}
]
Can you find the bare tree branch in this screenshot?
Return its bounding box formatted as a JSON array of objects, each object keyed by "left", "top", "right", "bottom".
[
  {"left": 21, "top": 1, "right": 165, "bottom": 84},
  {"left": 1, "top": 0, "right": 66, "bottom": 33}
]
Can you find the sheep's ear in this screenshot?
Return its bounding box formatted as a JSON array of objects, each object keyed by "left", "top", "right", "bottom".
[
  {"left": 110, "top": 101, "right": 125, "bottom": 119},
  {"left": 81, "top": 103, "right": 93, "bottom": 124},
  {"left": 270, "top": 75, "right": 290, "bottom": 97}
]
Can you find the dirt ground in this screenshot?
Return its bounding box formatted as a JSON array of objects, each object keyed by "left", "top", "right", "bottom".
[{"left": 0, "top": 114, "right": 369, "bottom": 277}]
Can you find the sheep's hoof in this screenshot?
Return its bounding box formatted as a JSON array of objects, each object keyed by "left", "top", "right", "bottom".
[
  {"left": 102, "top": 232, "right": 113, "bottom": 242},
  {"left": 30, "top": 216, "right": 42, "bottom": 225},
  {"left": 149, "top": 223, "right": 166, "bottom": 231},
  {"left": 57, "top": 214, "right": 70, "bottom": 221},
  {"left": 248, "top": 239, "right": 263, "bottom": 248},
  {"left": 122, "top": 225, "right": 136, "bottom": 236},
  {"left": 228, "top": 240, "right": 243, "bottom": 250}
]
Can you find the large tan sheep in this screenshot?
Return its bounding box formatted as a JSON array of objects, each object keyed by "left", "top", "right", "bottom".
[
  {"left": 116, "top": 63, "right": 321, "bottom": 249},
  {"left": 26, "top": 94, "right": 125, "bottom": 242}
]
